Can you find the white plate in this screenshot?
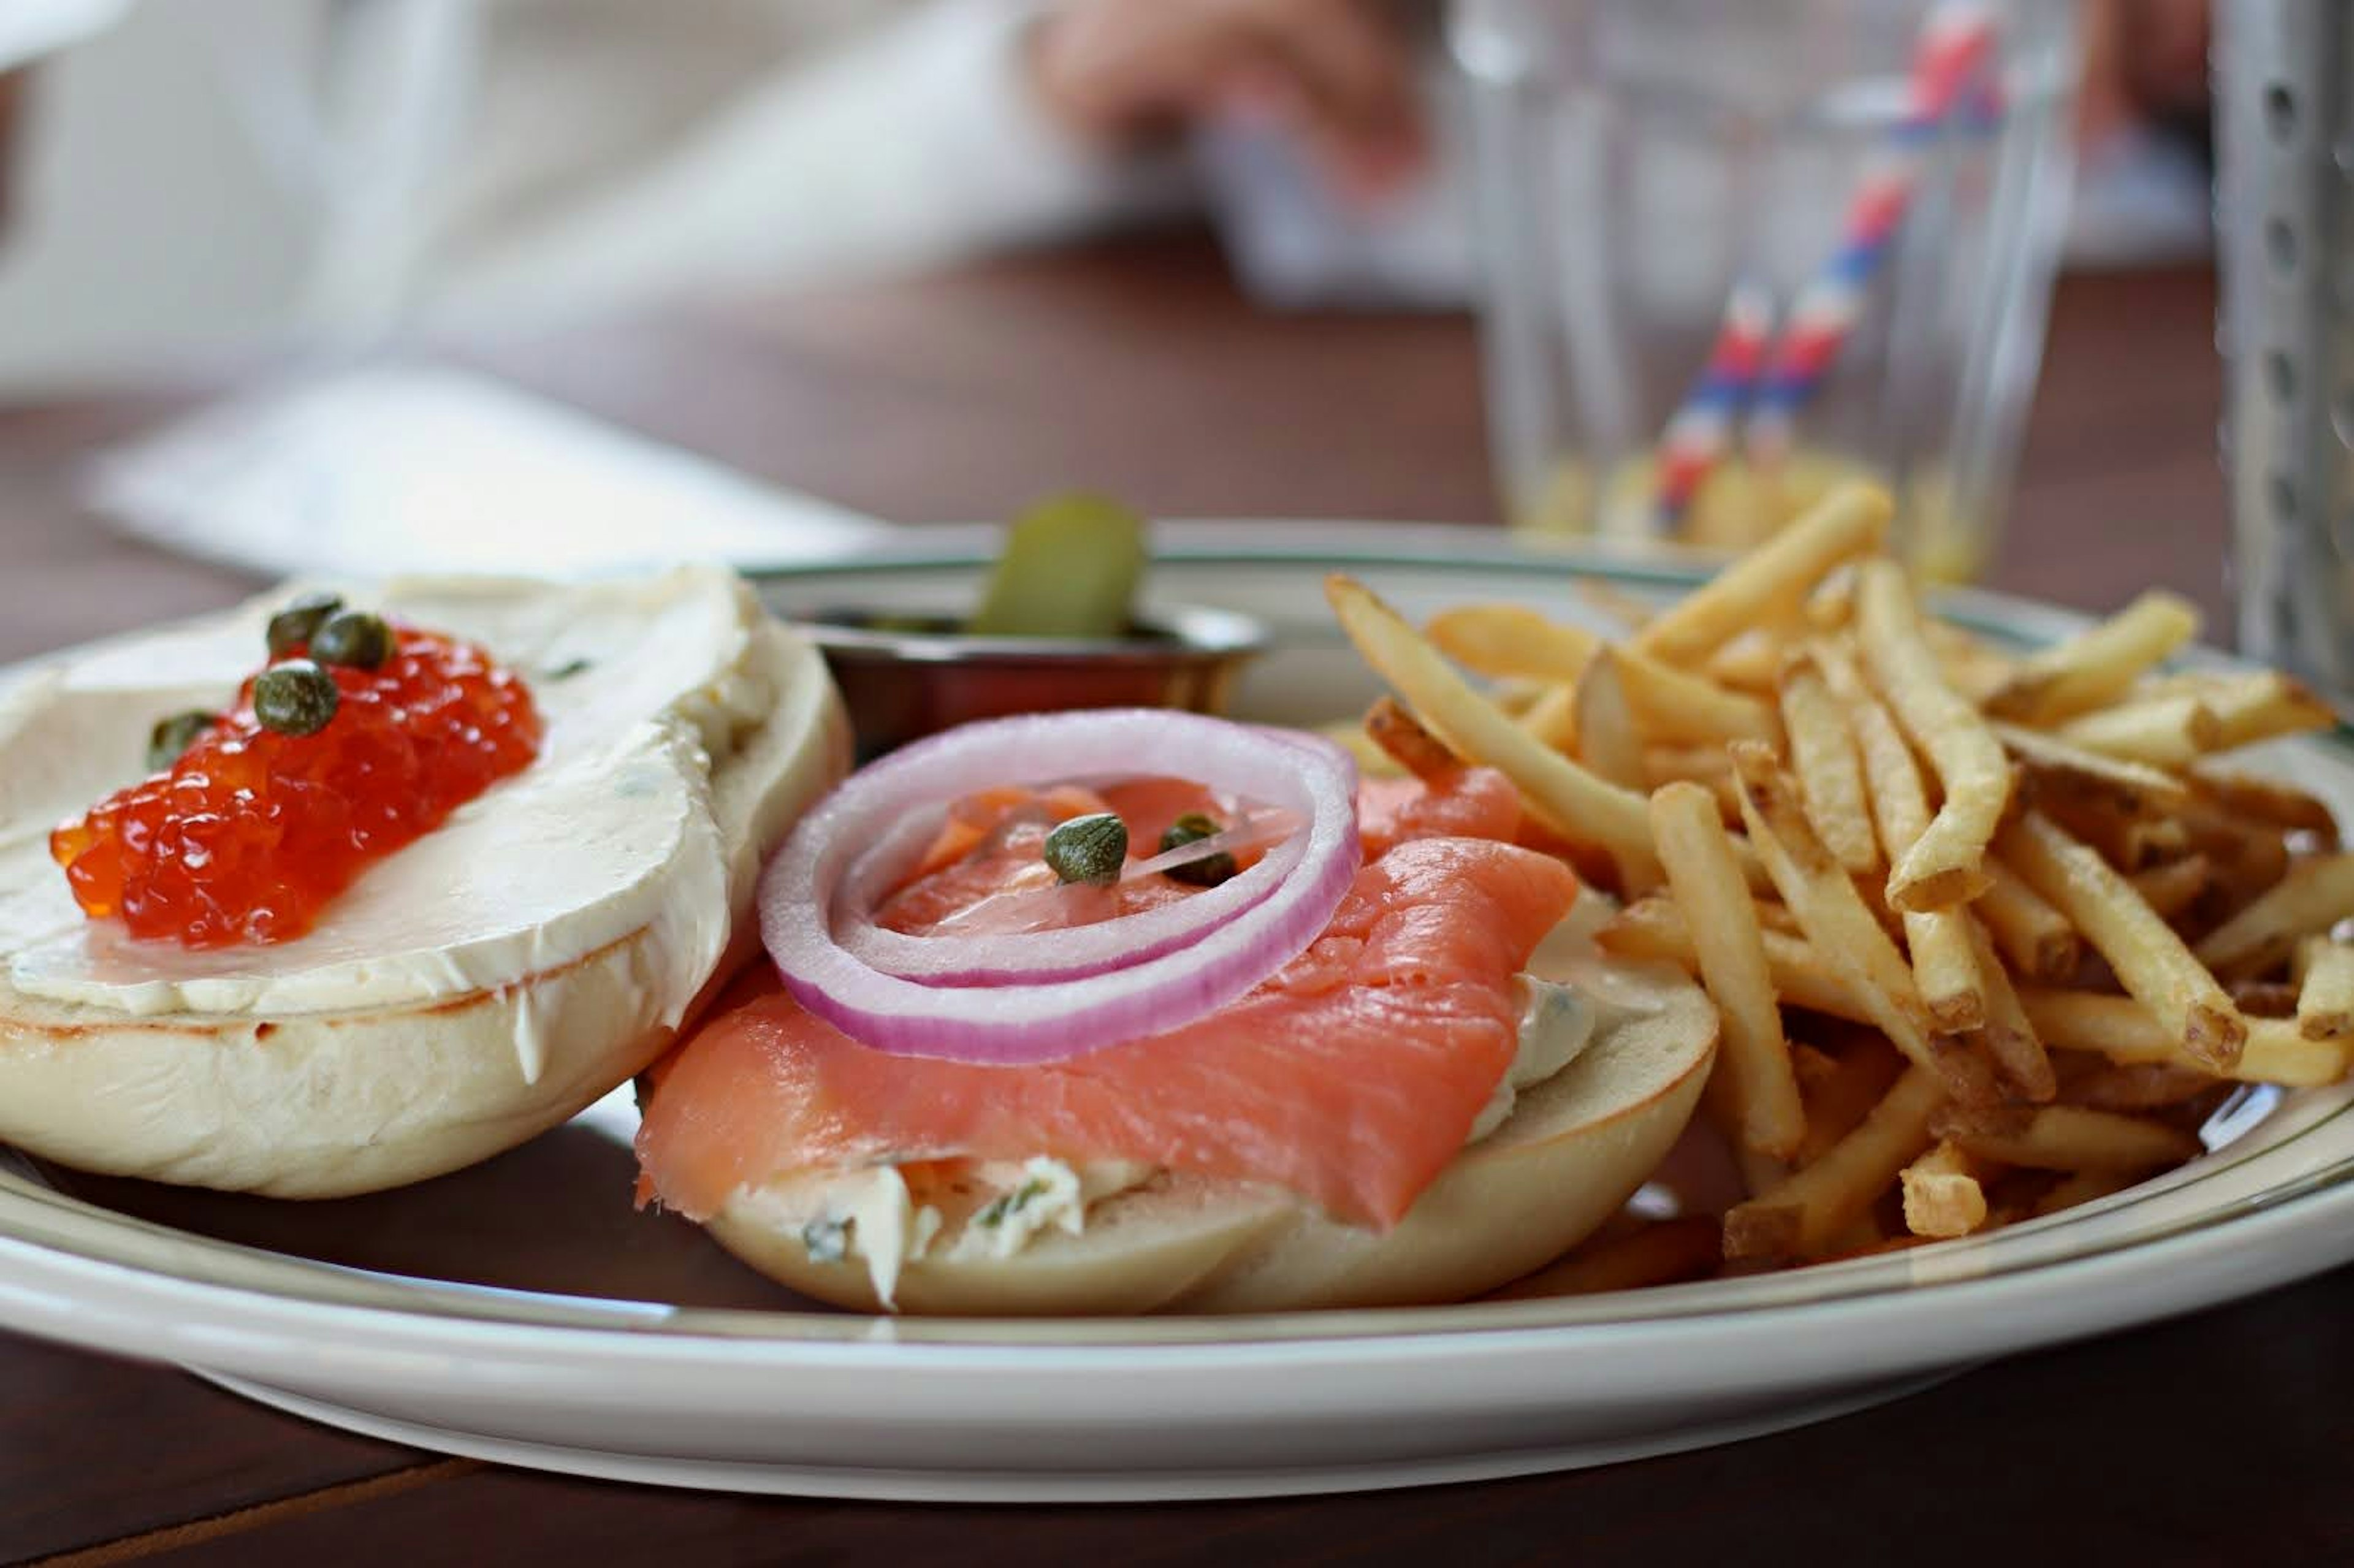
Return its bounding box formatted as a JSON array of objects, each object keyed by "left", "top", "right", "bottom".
[{"left": 4, "top": 525, "right": 2353, "bottom": 1503}]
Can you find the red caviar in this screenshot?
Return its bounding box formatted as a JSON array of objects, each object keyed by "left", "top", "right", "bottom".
[{"left": 50, "top": 626, "right": 541, "bottom": 948}]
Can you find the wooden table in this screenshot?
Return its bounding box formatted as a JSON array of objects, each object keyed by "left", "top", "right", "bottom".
[{"left": 4, "top": 234, "right": 2347, "bottom": 1564}]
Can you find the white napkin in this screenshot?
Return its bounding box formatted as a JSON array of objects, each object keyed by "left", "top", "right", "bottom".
[{"left": 85, "top": 363, "right": 888, "bottom": 579}]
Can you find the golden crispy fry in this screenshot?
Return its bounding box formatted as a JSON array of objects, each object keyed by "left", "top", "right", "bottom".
[
  {"left": 1327, "top": 575, "right": 1662, "bottom": 888},
  {"left": 1425, "top": 604, "right": 1601, "bottom": 684},
  {"left": 1724, "top": 1067, "right": 1945, "bottom": 1263},
  {"left": 1487, "top": 1216, "right": 1724, "bottom": 1300},
  {"left": 1595, "top": 899, "right": 1872, "bottom": 1022},
  {"left": 2050, "top": 696, "right": 2221, "bottom": 770},
  {"left": 1813, "top": 648, "right": 1989, "bottom": 1029},
  {"left": 1804, "top": 566, "right": 1858, "bottom": 634},
  {"left": 1651, "top": 783, "right": 1808, "bottom": 1159},
  {"left": 1753, "top": 899, "right": 1803, "bottom": 937},
  {"left": 2189, "top": 768, "right": 2341, "bottom": 847},
  {"left": 1634, "top": 482, "right": 1892, "bottom": 667},
  {"left": 2295, "top": 937, "right": 2354, "bottom": 1041},
  {"left": 1964, "top": 915, "right": 2057, "bottom": 1102},
  {"left": 1642, "top": 745, "right": 1742, "bottom": 825},
  {"left": 1571, "top": 651, "right": 1646, "bottom": 790},
  {"left": 2144, "top": 670, "right": 2337, "bottom": 752},
  {"left": 2052, "top": 1054, "right": 2229, "bottom": 1111},
  {"left": 1515, "top": 682, "right": 1579, "bottom": 753},
  {"left": 2016, "top": 990, "right": 2348, "bottom": 1086},
  {"left": 1984, "top": 590, "right": 2201, "bottom": 724},
  {"left": 1991, "top": 721, "right": 2193, "bottom": 815},
  {"left": 2030, "top": 1168, "right": 2136, "bottom": 1217},
  {"left": 1932, "top": 1103, "right": 2204, "bottom": 1174},
  {"left": 1706, "top": 626, "right": 1788, "bottom": 695},
  {"left": 1778, "top": 653, "right": 1881, "bottom": 878},
  {"left": 2193, "top": 851, "right": 2354, "bottom": 977},
  {"left": 2037, "top": 795, "right": 2192, "bottom": 874},
  {"left": 1900, "top": 1140, "right": 1990, "bottom": 1238},
  {"left": 1855, "top": 561, "right": 2012, "bottom": 911},
  {"left": 2185, "top": 811, "right": 2292, "bottom": 920},
  {"left": 1732, "top": 742, "right": 2001, "bottom": 1105},
  {"left": 1610, "top": 645, "right": 1783, "bottom": 748},
  {"left": 2128, "top": 854, "right": 2212, "bottom": 921},
  {"left": 1996, "top": 811, "right": 2247, "bottom": 1071},
  {"left": 1976, "top": 859, "right": 2082, "bottom": 982},
  {"left": 1364, "top": 696, "right": 1461, "bottom": 782}
]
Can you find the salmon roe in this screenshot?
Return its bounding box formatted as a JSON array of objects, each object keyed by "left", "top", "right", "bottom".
[{"left": 50, "top": 626, "right": 541, "bottom": 948}]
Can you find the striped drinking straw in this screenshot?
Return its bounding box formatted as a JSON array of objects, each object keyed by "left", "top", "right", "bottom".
[{"left": 1651, "top": 1, "right": 2002, "bottom": 526}]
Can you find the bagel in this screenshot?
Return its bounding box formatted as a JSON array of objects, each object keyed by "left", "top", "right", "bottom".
[
  {"left": 0, "top": 567, "right": 846, "bottom": 1196},
  {"left": 704, "top": 953, "right": 1715, "bottom": 1314}
]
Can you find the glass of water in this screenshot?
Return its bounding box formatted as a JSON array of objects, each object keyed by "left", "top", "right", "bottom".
[{"left": 1450, "top": 0, "right": 2080, "bottom": 579}]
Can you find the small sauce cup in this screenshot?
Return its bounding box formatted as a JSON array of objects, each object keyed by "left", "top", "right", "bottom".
[{"left": 799, "top": 606, "right": 1269, "bottom": 757}]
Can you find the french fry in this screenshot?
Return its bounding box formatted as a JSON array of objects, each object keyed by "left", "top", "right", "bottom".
[
  {"left": 1991, "top": 721, "right": 2192, "bottom": 815},
  {"left": 2193, "top": 851, "right": 2354, "bottom": 977},
  {"left": 1594, "top": 899, "right": 1872, "bottom": 1022},
  {"left": 1996, "top": 810, "right": 2247, "bottom": 1071},
  {"left": 1642, "top": 745, "right": 1742, "bottom": 825},
  {"left": 1855, "top": 561, "right": 2011, "bottom": 911},
  {"left": 2017, "top": 990, "right": 2348, "bottom": 1086},
  {"left": 1610, "top": 645, "right": 1783, "bottom": 748},
  {"left": 1823, "top": 641, "right": 1989, "bottom": 1027},
  {"left": 1778, "top": 653, "right": 1881, "bottom": 877},
  {"left": 2030, "top": 1168, "right": 2135, "bottom": 1217},
  {"left": 1425, "top": 604, "right": 1600, "bottom": 683},
  {"left": 1487, "top": 1216, "right": 1723, "bottom": 1300},
  {"left": 1364, "top": 696, "right": 1460, "bottom": 782},
  {"left": 1976, "top": 859, "right": 2082, "bottom": 982},
  {"left": 1571, "top": 651, "right": 1646, "bottom": 790},
  {"left": 1964, "top": 916, "right": 2057, "bottom": 1102},
  {"left": 1650, "top": 783, "right": 1807, "bottom": 1159},
  {"left": 2295, "top": 937, "right": 2354, "bottom": 1040},
  {"left": 1723, "top": 1066, "right": 1945, "bottom": 1263},
  {"left": 2188, "top": 768, "right": 2341, "bottom": 847},
  {"left": 2052, "top": 1055, "right": 2229, "bottom": 1111},
  {"left": 1732, "top": 742, "right": 2001, "bottom": 1105},
  {"left": 1900, "top": 1140, "right": 1990, "bottom": 1238},
  {"left": 1706, "top": 626, "right": 1788, "bottom": 695},
  {"left": 2128, "top": 854, "right": 2212, "bottom": 921},
  {"left": 1984, "top": 590, "right": 2201, "bottom": 724},
  {"left": 2050, "top": 696, "right": 2220, "bottom": 770},
  {"left": 2038, "top": 794, "right": 2192, "bottom": 873},
  {"left": 2151, "top": 669, "right": 2336, "bottom": 752},
  {"left": 1515, "top": 682, "right": 1579, "bottom": 753},
  {"left": 1327, "top": 576, "right": 1663, "bottom": 888},
  {"left": 1633, "top": 482, "right": 1892, "bottom": 667},
  {"left": 1932, "top": 1103, "right": 2204, "bottom": 1174},
  {"left": 2185, "top": 810, "right": 2292, "bottom": 918}
]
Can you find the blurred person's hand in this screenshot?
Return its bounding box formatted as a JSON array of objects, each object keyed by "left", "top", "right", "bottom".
[{"left": 1027, "top": 0, "right": 1428, "bottom": 203}]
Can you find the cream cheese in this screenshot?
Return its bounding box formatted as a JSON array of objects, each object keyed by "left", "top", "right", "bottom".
[{"left": 0, "top": 567, "right": 763, "bottom": 1037}]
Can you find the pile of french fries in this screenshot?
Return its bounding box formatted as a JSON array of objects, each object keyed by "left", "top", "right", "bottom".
[{"left": 1327, "top": 482, "right": 2354, "bottom": 1293}]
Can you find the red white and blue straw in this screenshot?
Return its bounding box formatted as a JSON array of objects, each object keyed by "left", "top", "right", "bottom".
[{"left": 1651, "top": 2, "right": 2003, "bottom": 526}]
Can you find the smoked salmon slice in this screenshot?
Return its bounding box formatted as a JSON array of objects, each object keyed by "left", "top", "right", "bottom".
[{"left": 636, "top": 826, "right": 1577, "bottom": 1231}]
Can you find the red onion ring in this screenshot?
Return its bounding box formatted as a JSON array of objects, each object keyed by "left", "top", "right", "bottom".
[{"left": 757, "top": 711, "right": 1360, "bottom": 1063}]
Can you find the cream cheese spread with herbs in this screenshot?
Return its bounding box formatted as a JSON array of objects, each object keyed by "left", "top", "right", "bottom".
[{"left": 750, "top": 975, "right": 1602, "bottom": 1307}]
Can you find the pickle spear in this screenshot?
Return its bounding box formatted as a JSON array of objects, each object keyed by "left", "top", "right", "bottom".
[{"left": 968, "top": 492, "right": 1148, "bottom": 639}]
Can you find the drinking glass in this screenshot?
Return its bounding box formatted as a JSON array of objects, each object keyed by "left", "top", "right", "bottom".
[{"left": 1451, "top": 0, "right": 2080, "bottom": 579}]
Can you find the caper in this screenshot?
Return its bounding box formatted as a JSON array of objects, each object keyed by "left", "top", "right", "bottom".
[
  {"left": 253, "top": 660, "right": 340, "bottom": 736},
  {"left": 310, "top": 610, "right": 392, "bottom": 670},
  {"left": 544, "top": 657, "right": 592, "bottom": 681},
  {"left": 1159, "top": 810, "right": 1236, "bottom": 887},
  {"left": 146, "top": 709, "right": 221, "bottom": 772},
  {"left": 1043, "top": 812, "right": 1128, "bottom": 886},
  {"left": 265, "top": 592, "right": 343, "bottom": 659}
]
